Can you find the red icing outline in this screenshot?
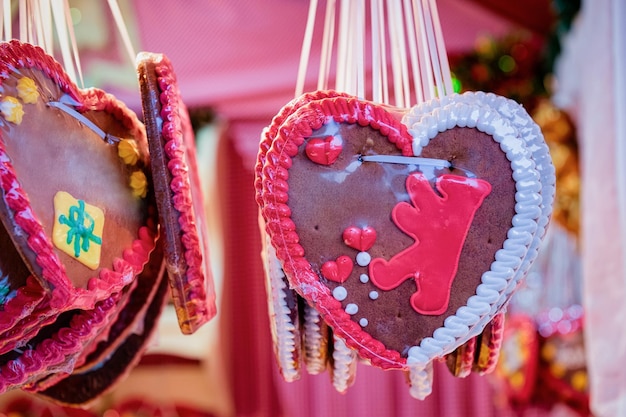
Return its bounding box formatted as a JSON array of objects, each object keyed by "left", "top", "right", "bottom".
[
  {"left": 369, "top": 173, "right": 491, "bottom": 315},
  {"left": 0, "top": 41, "right": 156, "bottom": 312},
  {"left": 260, "top": 96, "right": 413, "bottom": 369}
]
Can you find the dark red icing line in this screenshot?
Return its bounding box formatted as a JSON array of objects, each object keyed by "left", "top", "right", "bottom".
[
  {"left": 0, "top": 41, "right": 155, "bottom": 311},
  {"left": 261, "top": 96, "right": 413, "bottom": 369},
  {"left": 369, "top": 173, "right": 491, "bottom": 315}
]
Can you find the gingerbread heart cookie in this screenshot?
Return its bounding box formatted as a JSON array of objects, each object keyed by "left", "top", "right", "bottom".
[
  {"left": 0, "top": 40, "right": 157, "bottom": 313},
  {"left": 33, "top": 245, "right": 169, "bottom": 406},
  {"left": 258, "top": 92, "right": 548, "bottom": 370},
  {"left": 256, "top": 91, "right": 352, "bottom": 381},
  {"left": 137, "top": 52, "right": 216, "bottom": 334},
  {"left": 24, "top": 238, "right": 165, "bottom": 395}
]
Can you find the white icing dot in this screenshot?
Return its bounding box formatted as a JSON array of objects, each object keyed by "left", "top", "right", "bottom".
[
  {"left": 359, "top": 318, "right": 369, "bottom": 327},
  {"left": 356, "top": 251, "right": 371, "bottom": 266},
  {"left": 345, "top": 303, "right": 358, "bottom": 315},
  {"left": 333, "top": 286, "right": 348, "bottom": 301},
  {"left": 369, "top": 291, "right": 379, "bottom": 300},
  {"left": 359, "top": 274, "right": 369, "bottom": 283}
]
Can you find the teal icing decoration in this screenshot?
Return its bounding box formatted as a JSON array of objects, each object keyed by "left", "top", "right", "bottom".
[
  {"left": 58, "top": 199, "right": 102, "bottom": 258},
  {"left": 0, "top": 276, "right": 10, "bottom": 305}
]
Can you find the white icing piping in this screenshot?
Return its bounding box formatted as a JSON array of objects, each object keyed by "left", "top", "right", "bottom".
[
  {"left": 401, "top": 93, "right": 549, "bottom": 365},
  {"left": 302, "top": 303, "right": 328, "bottom": 374},
  {"left": 261, "top": 231, "right": 300, "bottom": 382},
  {"left": 406, "top": 361, "right": 433, "bottom": 400},
  {"left": 331, "top": 335, "right": 357, "bottom": 393}
]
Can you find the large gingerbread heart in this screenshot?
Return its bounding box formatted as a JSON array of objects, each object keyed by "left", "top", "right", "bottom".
[
  {"left": 259, "top": 92, "right": 548, "bottom": 369},
  {"left": 0, "top": 40, "right": 157, "bottom": 315}
]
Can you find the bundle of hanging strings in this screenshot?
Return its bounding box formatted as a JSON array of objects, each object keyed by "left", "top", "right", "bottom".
[
  {"left": 0, "top": 0, "right": 216, "bottom": 406},
  {"left": 256, "top": 0, "right": 555, "bottom": 400}
]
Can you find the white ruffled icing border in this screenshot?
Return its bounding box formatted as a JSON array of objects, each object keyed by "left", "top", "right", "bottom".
[
  {"left": 407, "top": 362, "right": 434, "bottom": 400},
  {"left": 406, "top": 92, "right": 556, "bottom": 313},
  {"left": 401, "top": 92, "right": 548, "bottom": 366},
  {"left": 331, "top": 335, "right": 357, "bottom": 393},
  {"left": 260, "top": 220, "right": 301, "bottom": 382},
  {"left": 302, "top": 303, "right": 328, "bottom": 374}
]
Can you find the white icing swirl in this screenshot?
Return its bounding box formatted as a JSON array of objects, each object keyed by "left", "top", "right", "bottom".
[
  {"left": 407, "top": 362, "right": 433, "bottom": 400},
  {"left": 331, "top": 336, "right": 357, "bottom": 393},
  {"left": 400, "top": 92, "right": 553, "bottom": 364},
  {"left": 303, "top": 303, "right": 328, "bottom": 375},
  {"left": 262, "top": 233, "right": 300, "bottom": 381}
]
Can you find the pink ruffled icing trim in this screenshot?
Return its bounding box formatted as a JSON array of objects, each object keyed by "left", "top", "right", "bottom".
[
  {"left": 0, "top": 41, "right": 157, "bottom": 311},
  {"left": 0, "top": 275, "right": 46, "bottom": 333},
  {"left": 151, "top": 55, "right": 211, "bottom": 323},
  {"left": 254, "top": 90, "right": 352, "bottom": 208},
  {"left": 0, "top": 287, "right": 126, "bottom": 393},
  {"left": 260, "top": 96, "right": 413, "bottom": 369}
]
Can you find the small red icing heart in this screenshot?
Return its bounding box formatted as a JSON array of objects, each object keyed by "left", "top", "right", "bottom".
[
  {"left": 321, "top": 256, "right": 353, "bottom": 283},
  {"left": 305, "top": 136, "right": 342, "bottom": 165},
  {"left": 342, "top": 226, "right": 377, "bottom": 251}
]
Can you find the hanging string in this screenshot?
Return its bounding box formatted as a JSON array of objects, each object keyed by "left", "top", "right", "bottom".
[
  {"left": 370, "top": 0, "right": 382, "bottom": 103},
  {"left": 428, "top": 0, "right": 453, "bottom": 95},
  {"left": 403, "top": 0, "right": 423, "bottom": 104},
  {"left": 106, "top": 0, "right": 136, "bottom": 67},
  {"left": 296, "top": 0, "right": 452, "bottom": 105},
  {"left": 2, "top": 0, "right": 137, "bottom": 88},
  {"left": 295, "top": 0, "right": 318, "bottom": 97},
  {"left": 50, "top": 0, "right": 79, "bottom": 84},
  {"left": 1, "top": 0, "right": 11, "bottom": 40}
]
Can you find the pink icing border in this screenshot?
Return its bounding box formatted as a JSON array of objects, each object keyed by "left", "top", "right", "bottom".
[
  {"left": 0, "top": 287, "right": 125, "bottom": 393},
  {"left": 254, "top": 90, "right": 352, "bottom": 208},
  {"left": 0, "top": 41, "right": 156, "bottom": 311},
  {"left": 256, "top": 92, "right": 351, "bottom": 380},
  {"left": 25, "top": 243, "right": 164, "bottom": 393},
  {"left": 149, "top": 53, "right": 216, "bottom": 330},
  {"left": 0, "top": 275, "right": 46, "bottom": 334},
  {"left": 260, "top": 96, "right": 413, "bottom": 369}
]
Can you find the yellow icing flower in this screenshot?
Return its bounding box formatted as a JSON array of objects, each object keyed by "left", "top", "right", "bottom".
[
  {"left": 52, "top": 191, "right": 105, "bottom": 270},
  {"left": 571, "top": 371, "right": 588, "bottom": 391},
  {"left": 118, "top": 138, "right": 140, "bottom": 165},
  {"left": 17, "top": 76, "right": 38, "bottom": 104},
  {"left": 129, "top": 170, "right": 148, "bottom": 198},
  {"left": 1, "top": 96, "right": 24, "bottom": 124}
]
